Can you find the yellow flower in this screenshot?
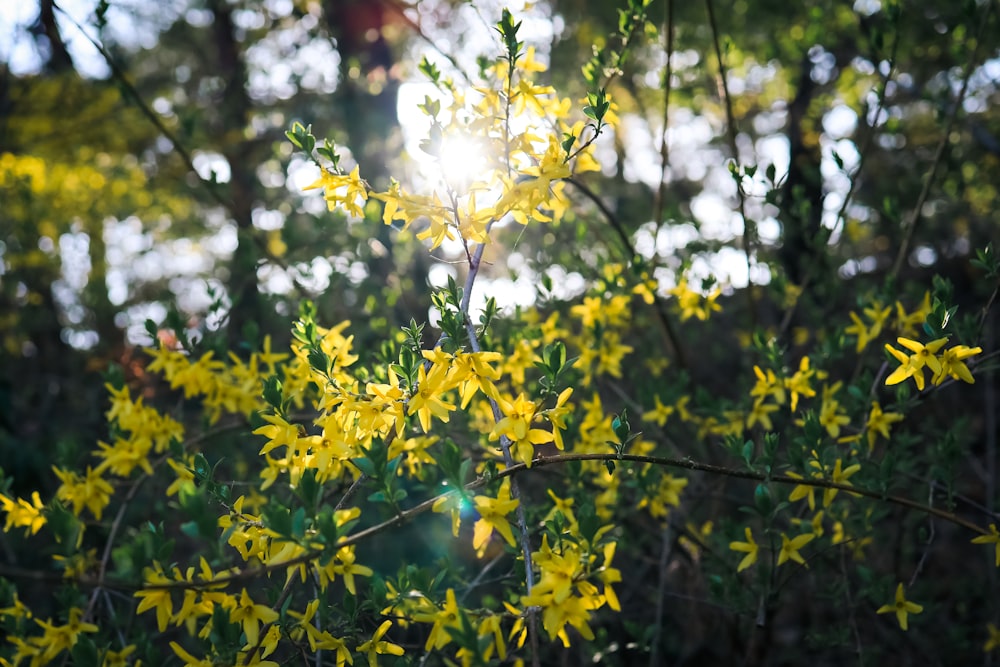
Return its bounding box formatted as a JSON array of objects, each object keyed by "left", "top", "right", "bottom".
[
  {"left": 0, "top": 491, "right": 46, "bottom": 535},
  {"left": 777, "top": 532, "right": 814, "bottom": 567},
  {"left": 972, "top": 524, "right": 1000, "bottom": 566},
  {"left": 134, "top": 565, "right": 174, "bottom": 631},
  {"left": 102, "top": 644, "right": 137, "bottom": 667},
  {"left": 53, "top": 466, "right": 114, "bottom": 520},
  {"left": 877, "top": 583, "right": 923, "bottom": 630},
  {"left": 326, "top": 546, "right": 374, "bottom": 595},
  {"left": 637, "top": 473, "right": 688, "bottom": 519},
  {"left": 303, "top": 165, "right": 368, "bottom": 217},
  {"left": 357, "top": 620, "right": 405, "bottom": 666},
  {"left": 407, "top": 361, "right": 456, "bottom": 432},
  {"left": 668, "top": 279, "right": 721, "bottom": 321},
  {"left": 932, "top": 344, "right": 982, "bottom": 385},
  {"left": 451, "top": 351, "right": 502, "bottom": 408},
  {"left": 169, "top": 641, "right": 214, "bottom": 667},
  {"left": 784, "top": 357, "right": 818, "bottom": 412},
  {"left": 865, "top": 401, "right": 904, "bottom": 451},
  {"left": 543, "top": 387, "right": 573, "bottom": 451},
  {"left": 643, "top": 394, "right": 675, "bottom": 426},
  {"left": 472, "top": 479, "right": 520, "bottom": 557},
  {"left": 786, "top": 471, "right": 819, "bottom": 510},
  {"left": 229, "top": 588, "right": 279, "bottom": 647},
  {"left": 818, "top": 382, "right": 851, "bottom": 438},
  {"left": 746, "top": 398, "right": 779, "bottom": 431},
  {"left": 845, "top": 302, "right": 892, "bottom": 352},
  {"left": 253, "top": 412, "right": 302, "bottom": 457},
  {"left": 894, "top": 291, "right": 931, "bottom": 338},
  {"left": 599, "top": 542, "right": 623, "bottom": 611},
  {"left": 415, "top": 588, "right": 462, "bottom": 651},
  {"left": 729, "top": 527, "right": 759, "bottom": 572},
  {"left": 490, "top": 393, "right": 554, "bottom": 466},
  {"left": 824, "top": 458, "right": 861, "bottom": 506},
  {"left": 984, "top": 623, "right": 1000, "bottom": 652},
  {"left": 884, "top": 337, "right": 948, "bottom": 391},
  {"left": 750, "top": 365, "right": 786, "bottom": 405},
  {"left": 30, "top": 607, "right": 98, "bottom": 664}
]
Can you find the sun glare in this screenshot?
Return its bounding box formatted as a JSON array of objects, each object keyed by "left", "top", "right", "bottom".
[{"left": 436, "top": 133, "right": 494, "bottom": 189}]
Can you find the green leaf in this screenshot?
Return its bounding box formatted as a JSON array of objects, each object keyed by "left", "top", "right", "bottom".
[
  {"left": 192, "top": 453, "right": 210, "bottom": 481},
  {"left": 352, "top": 457, "right": 377, "bottom": 478},
  {"left": 561, "top": 132, "right": 577, "bottom": 154},
  {"left": 291, "top": 507, "right": 306, "bottom": 539},
  {"left": 262, "top": 375, "right": 283, "bottom": 410},
  {"left": 753, "top": 483, "right": 773, "bottom": 517},
  {"left": 70, "top": 636, "right": 99, "bottom": 667},
  {"left": 742, "top": 440, "right": 755, "bottom": 466}
]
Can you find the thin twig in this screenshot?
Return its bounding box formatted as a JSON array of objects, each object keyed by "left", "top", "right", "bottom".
[
  {"left": 89, "top": 450, "right": 993, "bottom": 593},
  {"left": 458, "top": 237, "right": 540, "bottom": 666},
  {"left": 648, "top": 523, "right": 673, "bottom": 667},
  {"left": 652, "top": 0, "right": 676, "bottom": 238},
  {"left": 705, "top": 0, "right": 756, "bottom": 330},
  {"left": 840, "top": 545, "right": 865, "bottom": 666},
  {"left": 566, "top": 176, "right": 688, "bottom": 371}
]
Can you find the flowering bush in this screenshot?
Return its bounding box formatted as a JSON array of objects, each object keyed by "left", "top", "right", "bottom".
[{"left": 2, "top": 1, "right": 999, "bottom": 665}]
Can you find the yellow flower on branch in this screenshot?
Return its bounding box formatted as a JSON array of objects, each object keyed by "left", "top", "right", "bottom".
[
  {"left": 543, "top": 387, "right": 574, "bottom": 451},
  {"left": 253, "top": 412, "right": 302, "bottom": 457},
  {"left": 357, "top": 620, "right": 405, "bottom": 667},
  {"left": 972, "top": 523, "right": 1000, "bottom": 566},
  {"left": 414, "top": 588, "right": 462, "bottom": 651},
  {"left": 642, "top": 394, "right": 675, "bottom": 426},
  {"left": 472, "top": 479, "right": 520, "bottom": 557},
  {"left": 303, "top": 164, "right": 368, "bottom": 217},
  {"left": 877, "top": 583, "right": 923, "bottom": 630},
  {"left": 784, "top": 356, "right": 818, "bottom": 412},
  {"left": 324, "top": 546, "right": 374, "bottom": 595},
  {"left": 818, "top": 382, "right": 851, "bottom": 438},
  {"left": 985, "top": 623, "right": 1000, "bottom": 652},
  {"left": 894, "top": 291, "right": 931, "bottom": 338},
  {"left": 746, "top": 398, "right": 779, "bottom": 431},
  {"left": 637, "top": 473, "right": 688, "bottom": 519},
  {"left": 29, "top": 607, "right": 98, "bottom": 665},
  {"left": 729, "top": 527, "right": 759, "bottom": 572},
  {"left": 932, "top": 343, "right": 982, "bottom": 385},
  {"left": 777, "top": 532, "right": 814, "bottom": 567},
  {"left": 134, "top": 565, "right": 174, "bottom": 631},
  {"left": 668, "top": 279, "right": 722, "bottom": 321},
  {"left": 52, "top": 466, "right": 114, "bottom": 520},
  {"left": 229, "top": 588, "right": 279, "bottom": 648},
  {"left": 845, "top": 302, "right": 892, "bottom": 352},
  {"left": 787, "top": 470, "right": 819, "bottom": 510},
  {"left": 823, "top": 458, "right": 861, "bottom": 506},
  {"left": 407, "top": 360, "right": 456, "bottom": 432},
  {"left": 169, "top": 641, "right": 214, "bottom": 667},
  {"left": 865, "top": 401, "right": 904, "bottom": 451},
  {"left": 0, "top": 491, "right": 46, "bottom": 535},
  {"left": 490, "top": 392, "right": 554, "bottom": 466},
  {"left": 750, "top": 365, "right": 786, "bottom": 405},
  {"left": 884, "top": 336, "right": 948, "bottom": 391},
  {"left": 452, "top": 351, "right": 503, "bottom": 408},
  {"left": 598, "top": 542, "right": 623, "bottom": 611}
]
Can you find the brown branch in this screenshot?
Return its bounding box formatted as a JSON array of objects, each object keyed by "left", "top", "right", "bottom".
[{"left": 69, "top": 449, "right": 991, "bottom": 594}]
